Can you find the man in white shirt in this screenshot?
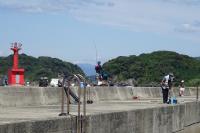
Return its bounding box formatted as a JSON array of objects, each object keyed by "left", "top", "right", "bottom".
[{"left": 161, "top": 73, "right": 174, "bottom": 103}]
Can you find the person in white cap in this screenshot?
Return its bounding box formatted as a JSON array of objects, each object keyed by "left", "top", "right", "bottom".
[
  {"left": 161, "top": 73, "right": 174, "bottom": 103},
  {"left": 179, "top": 80, "right": 185, "bottom": 97}
]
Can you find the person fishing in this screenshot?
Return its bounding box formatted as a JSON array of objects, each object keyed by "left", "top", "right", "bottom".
[
  {"left": 95, "top": 61, "right": 110, "bottom": 86},
  {"left": 161, "top": 73, "right": 174, "bottom": 103},
  {"left": 95, "top": 61, "right": 103, "bottom": 80},
  {"left": 179, "top": 80, "right": 185, "bottom": 97}
]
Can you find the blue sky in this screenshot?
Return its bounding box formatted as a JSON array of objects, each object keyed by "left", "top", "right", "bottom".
[{"left": 0, "top": 0, "right": 200, "bottom": 64}]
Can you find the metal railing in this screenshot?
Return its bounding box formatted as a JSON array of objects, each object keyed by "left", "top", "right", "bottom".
[{"left": 59, "top": 74, "right": 87, "bottom": 133}]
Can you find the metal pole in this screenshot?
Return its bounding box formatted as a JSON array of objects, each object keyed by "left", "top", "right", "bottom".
[
  {"left": 89, "top": 87, "right": 91, "bottom": 102},
  {"left": 77, "top": 74, "right": 86, "bottom": 118},
  {"left": 81, "top": 115, "right": 83, "bottom": 133},
  {"left": 86, "top": 86, "right": 89, "bottom": 102},
  {"left": 77, "top": 74, "right": 87, "bottom": 133},
  {"left": 83, "top": 80, "right": 86, "bottom": 133},
  {"left": 59, "top": 77, "right": 67, "bottom": 116},
  {"left": 61, "top": 83, "right": 64, "bottom": 114},
  {"left": 78, "top": 79, "right": 81, "bottom": 133},
  {"left": 74, "top": 75, "right": 81, "bottom": 133},
  {"left": 197, "top": 86, "right": 199, "bottom": 101},
  {"left": 67, "top": 84, "right": 70, "bottom": 115},
  {"left": 83, "top": 83, "right": 86, "bottom": 117}
]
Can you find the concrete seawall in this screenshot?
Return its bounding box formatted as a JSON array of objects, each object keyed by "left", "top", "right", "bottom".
[
  {"left": 0, "top": 86, "right": 198, "bottom": 106},
  {"left": 0, "top": 101, "right": 200, "bottom": 133},
  {"left": 0, "top": 86, "right": 61, "bottom": 106},
  {"left": 0, "top": 86, "right": 200, "bottom": 133},
  {"left": 86, "top": 102, "right": 200, "bottom": 133}
]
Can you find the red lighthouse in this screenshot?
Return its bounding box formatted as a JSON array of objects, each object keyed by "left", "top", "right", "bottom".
[{"left": 8, "top": 42, "right": 25, "bottom": 85}]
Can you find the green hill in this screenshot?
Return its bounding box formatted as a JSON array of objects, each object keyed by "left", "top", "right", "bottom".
[
  {"left": 195, "top": 57, "right": 200, "bottom": 61},
  {"left": 103, "top": 51, "right": 200, "bottom": 86},
  {"left": 0, "top": 54, "right": 84, "bottom": 81}
]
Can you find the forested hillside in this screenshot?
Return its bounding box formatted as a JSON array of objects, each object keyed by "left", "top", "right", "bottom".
[
  {"left": 103, "top": 51, "right": 200, "bottom": 86},
  {"left": 0, "top": 54, "right": 84, "bottom": 81}
]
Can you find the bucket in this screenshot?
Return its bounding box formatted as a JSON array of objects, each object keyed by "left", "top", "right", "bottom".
[{"left": 169, "top": 97, "right": 177, "bottom": 104}]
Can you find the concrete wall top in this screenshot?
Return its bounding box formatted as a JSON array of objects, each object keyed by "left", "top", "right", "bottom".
[{"left": 0, "top": 86, "right": 198, "bottom": 107}]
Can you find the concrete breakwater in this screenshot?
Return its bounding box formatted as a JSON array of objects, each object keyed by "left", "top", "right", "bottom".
[
  {"left": 0, "top": 86, "right": 198, "bottom": 106},
  {"left": 86, "top": 102, "right": 200, "bottom": 133},
  {"left": 0, "top": 101, "right": 200, "bottom": 133},
  {"left": 0, "top": 86, "right": 199, "bottom": 133}
]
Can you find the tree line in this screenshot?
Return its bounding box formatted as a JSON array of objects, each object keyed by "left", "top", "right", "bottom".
[
  {"left": 103, "top": 51, "right": 200, "bottom": 86},
  {"left": 0, "top": 54, "right": 84, "bottom": 82}
]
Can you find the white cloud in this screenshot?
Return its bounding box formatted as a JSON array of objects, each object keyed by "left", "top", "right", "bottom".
[
  {"left": 0, "top": 0, "right": 113, "bottom": 12},
  {"left": 175, "top": 21, "right": 200, "bottom": 33},
  {"left": 163, "top": 0, "right": 200, "bottom": 5},
  {"left": 0, "top": 0, "right": 69, "bottom": 12},
  {"left": 70, "top": 0, "right": 200, "bottom": 33},
  {"left": 0, "top": 0, "right": 200, "bottom": 40}
]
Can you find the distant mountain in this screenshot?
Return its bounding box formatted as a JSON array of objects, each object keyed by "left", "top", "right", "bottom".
[
  {"left": 0, "top": 54, "right": 84, "bottom": 81},
  {"left": 103, "top": 51, "right": 200, "bottom": 86},
  {"left": 195, "top": 57, "right": 200, "bottom": 61},
  {"left": 78, "top": 63, "right": 96, "bottom": 76}
]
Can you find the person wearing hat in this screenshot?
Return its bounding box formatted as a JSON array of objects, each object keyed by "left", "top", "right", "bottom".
[
  {"left": 179, "top": 80, "right": 185, "bottom": 97},
  {"left": 161, "top": 73, "right": 174, "bottom": 103}
]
